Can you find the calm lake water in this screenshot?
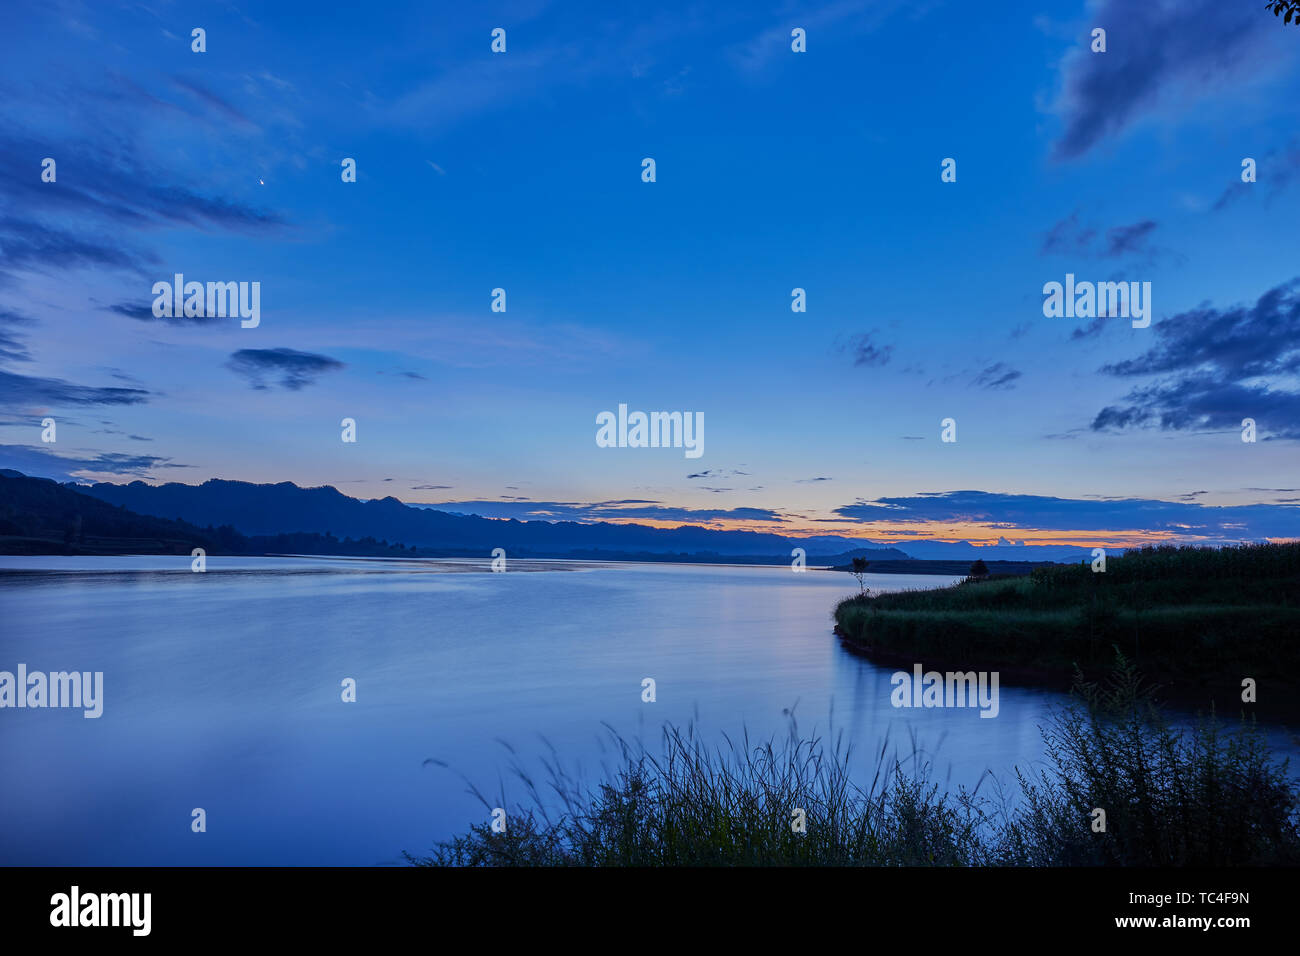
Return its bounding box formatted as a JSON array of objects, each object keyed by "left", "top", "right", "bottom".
[{"left": 0, "top": 556, "right": 1290, "bottom": 865}]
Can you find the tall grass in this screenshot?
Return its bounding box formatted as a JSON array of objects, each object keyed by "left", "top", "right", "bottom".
[
  {"left": 999, "top": 659, "right": 1300, "bottom": 865},
  {"left": 406, "top": 658, "right": 1300, "bottom": 866}
]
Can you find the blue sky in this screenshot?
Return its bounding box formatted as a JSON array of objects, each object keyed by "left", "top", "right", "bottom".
[{"left": 2, "top": 0, "right": 1299, "bottom": 547}]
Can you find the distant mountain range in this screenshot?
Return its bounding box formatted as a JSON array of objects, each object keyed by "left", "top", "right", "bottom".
[
  {"left": 0, "top": 471, "right": 426, "bottom": 559},
  {"left": 0, "top": 469, "right": 1095, "bottom": 564},
  {"left": 72, "top": 476, "right": 900, "bottom": 561}
]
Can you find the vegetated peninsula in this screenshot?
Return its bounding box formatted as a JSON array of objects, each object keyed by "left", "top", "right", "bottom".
[{"left": 833, "top": 542, "right": 1300, "bottom": 715}]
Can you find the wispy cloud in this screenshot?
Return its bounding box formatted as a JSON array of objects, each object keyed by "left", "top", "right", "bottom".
[
  {"left": 1049, "top": 0, "right": 1280, "bottom": 160},
  {"left": 0, "top": 369, "right": 150, "bottom": 411},
  {"left": 169, "top": 75, "right": 258, "bottom": 129},
  {"left": 0, "top": 134, "right": 287, "bottom": 237},
  {"left": 728, "top": 0, "right": 903, "bottom": 74},
  {"left": 971, "top": 362, "right": 1021, "bottom": 390},
  {"left": 104, "top": 302, "right": 230, "bottom": 327},
  {"left": 0, "top": 309, "right": 36, "bottom": 363},
  {"left": 0, "top": 443, "right": 190, "bottom": 481},
  {"left": 835, "top": 489, "right": 1300, "bottom": 539},
  {"left": 1212, "top": 138, "right": 1300, "bottom": 211},
  {"left": 1042, "top": 211, "right": 1164, "bottom": 261},
  {"left": 687, "top": 469, "right": 750, "bottom": 479},
  {"left": 430, "top": 498, "right": 785, "bottom": 524},
  {"left": 226, "top": 349, "right": 345, "bottom": 391},
  {"left": 841, "top": 330, "right": 894, "bottom": 368},
  {"left": 1091, "top": 277, "right": 1300, "bottom": 439}
]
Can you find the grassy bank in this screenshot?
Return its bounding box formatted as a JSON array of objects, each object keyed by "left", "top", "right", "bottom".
[
  {"left": 406, "top": 662, "right": 1299, "bottom": 866},
  {"left": 833, "top": 542, "right": 1300, "bottom": 701}
]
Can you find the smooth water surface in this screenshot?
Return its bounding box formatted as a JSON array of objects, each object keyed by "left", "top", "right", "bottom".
[{"left": 0, "top": 555, "right": 1257, "bottom": 865}]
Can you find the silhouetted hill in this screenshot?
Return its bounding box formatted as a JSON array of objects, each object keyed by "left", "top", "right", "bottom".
[
  {"left": 1, "top": 472, "right": 911, "bottom": 563},
  {"left": 0, "top": 471, "right": 217, "bottom": 554},
  {"left": 75, "top": 476, "right": 911, "bottom": 561},
  {"left": 0, "top": 472, "right": 430, "bottom": 558}
]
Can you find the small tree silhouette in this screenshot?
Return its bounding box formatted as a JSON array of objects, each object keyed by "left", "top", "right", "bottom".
[
  {"left": 850, "top": 557, "right": 870, "bottom": 596},
  {"left": 1268, "top": 2, "right": 1300, "bottom": 26},
  {"left": 969, "top": 558, "right": 989, "bottom": 579}
]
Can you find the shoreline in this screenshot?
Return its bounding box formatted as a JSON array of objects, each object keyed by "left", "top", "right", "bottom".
[
  {"left": 832, "top": 623, "right": 1300, "bottom": 723},
  {"left": 831, "top": 623, "right": 1074, "bottom": 689}
]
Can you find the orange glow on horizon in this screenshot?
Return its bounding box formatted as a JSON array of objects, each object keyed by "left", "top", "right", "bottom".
[{"left": 558, "top": 515, "right": 1255, "bottom": 548}]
